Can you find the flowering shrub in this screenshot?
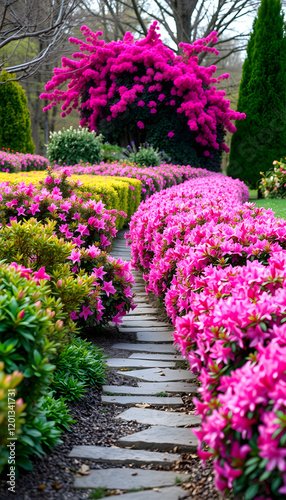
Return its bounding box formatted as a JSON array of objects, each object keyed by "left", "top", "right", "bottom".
[
  {"left": 73, "top": 248, "right": 135, "bottom": 326},
  {"left": 127, "top": 173, "right": 286, "bottom": 498},
  {"left": 260, "top": 158, "right": 286, "bottom": 198},
  {"left": 0, "top": 167, "right": 141, "bottom": 229},
  {"left": 0, "top": 150, "right": 48, "bottom": 173},
  {"left": 55, "top": 162, "right": 212, "bottom": 200},
  {"left": 195, "top": 340, "right": 286, "bottom": 499},
  {"left": 40, "top": 23, "right": 245, "bottom": 170},
  {"left": 0, "top": 170, "right": 121, "bottom": 250},
  {"left": 47, "top": 126, "right": 102, "bottom": 166}
]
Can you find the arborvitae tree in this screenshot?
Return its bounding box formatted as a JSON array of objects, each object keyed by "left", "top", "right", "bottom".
[
  {"left": 227, "top": 0, "right": 286, "bottom": 188},
  {"left": 0, "top": 71, "right": 35, "bottom": 153}
]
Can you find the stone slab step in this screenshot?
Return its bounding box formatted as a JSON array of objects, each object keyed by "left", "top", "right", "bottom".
[
  {"left": 112, "top": 343, "right": 177, "bottom": 354},
  {"left": 116, "top": 407, "right": 201, "bottom": 427},
  {"left": 130, "top": 309, "right": 160, "bottom": 316},
  {"left": 118, "top": 426, "right": 198, "bottom": 452},
  {"left": 121, "top": 320, "right": 170, "bottom": 327},
  {"left": 106, "top": 358, "right": 176, "bottom": 369},
  {"left": 68, "top": 445, "right": 180, "bottom": 467},
  {"left": 118, "top": 368, "right": 196, "bottom": 382},
  {"left": 73, "top": 468, "right": 190, "bottom": 490},
  {"left": 125, "top": 316, "right": 158, "bottom": 321},
  {"left": 101, "top": 395, "right": 183, "bottom": 407},
  {"left": 102, "top": 381, "right": 197, "bottom": 395},
  {"left": 130, "top": 353, "right": 183, "bottom": 361},
  {"left": 118, "top": 327, "right": 174, "bottom": 333},
  {"left": 110, "top": 486, "right": 187, "bottom": 500},
  {"left": 136, "top": 332, "right": 174, "bottom": 343}
]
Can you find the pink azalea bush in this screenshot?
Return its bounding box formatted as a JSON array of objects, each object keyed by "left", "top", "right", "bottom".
[
  {"left": 0, "top": 149, "right": 48, "bottom": 173},
  {"left": 126, "top": 173, "right": 286, "bottom": 498},
  {"left": 55, "top": 162, "right": 212, "bottom": 200},
  {"left": 40, "top": 22, "right": 245, "bottom": 170},
  {"left": 0, "top": 169, "right": 135, "bottom": 327}
]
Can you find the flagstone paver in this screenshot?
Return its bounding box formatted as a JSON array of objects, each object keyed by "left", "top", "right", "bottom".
[
  {"left": 118, "top": 426, "right": 198, "bottom": 452},
  {"left": 118, "top": 326, "right": 174, "bottom": 332},
  {"left": 136, "top": 332, "right": 174, "bottom": 343},
  {"left": 106, "top": 358, "right": 176, "bottom": 369},
  {"left": 116, "top": 407, "right": 201, "bottom": 427},
  {"left": 72, "top": 230, "right": 199, "bottom": 495},
  {"left": 117, "top": 368, "right": 196, "bottom": 382},
  {"left": 130, "top": 353, "right": 183, "bottom": 361},
  {"left": 112, "top": 343, "right": 177, "bottom": 353},
  {"left": 103, "top": 381, "right": 197, "bottom": 394},
  {"left": 111, "top": 486, "right": 187, "bottom": 500},
  {"left": 101, "top": 395, "right": 183, "bottom": 406},
  {"left": 74, "top": 468, "right": 191, "bottom": 490},
  {"left": 69, "top": 445, "right": 180, "bottom": 467},
  {"left": 121, "top": 320, "right": 169, "bottom": 327}
]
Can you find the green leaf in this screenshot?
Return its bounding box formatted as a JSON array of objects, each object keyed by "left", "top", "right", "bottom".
[{"left": 245, "top": 483, "right": 259, "bottom": 500}]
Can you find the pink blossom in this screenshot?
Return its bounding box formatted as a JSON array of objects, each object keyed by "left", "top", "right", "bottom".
[{"left": 101, "top": 280, "right": 116, "bottom": 297}]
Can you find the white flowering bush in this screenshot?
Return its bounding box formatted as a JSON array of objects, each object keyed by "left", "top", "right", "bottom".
[
  {"left": 47, "top": 126, "right": 102, "bottom": 166},
  {"left": 260, "top": 158, "right": 286, "bottom": 198}
]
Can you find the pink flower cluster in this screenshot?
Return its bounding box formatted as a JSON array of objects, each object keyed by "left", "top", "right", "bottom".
[
  {"left": 126, "top": 174, "right": 286, "bottom": 498},
  {"left": 55, "top": 162, "right": 213, "bottom": 200},
  {"left": 0, "top": 150, "right": 48, "bottom": 173},
  {"left": 0, "top": 171, "right": 135, "bottom": 326},
  {"left": 40, "top": 22, "right": 245, "bottom": 155}
]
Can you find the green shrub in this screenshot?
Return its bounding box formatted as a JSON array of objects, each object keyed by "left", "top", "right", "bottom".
[
  {"left": 0, "top": 219, "right": 94, "bottom": 337},
  {"left": 0, "top": 71, "right": 35, "bottom": 154},
  {"left": 37, "top": 392, "right": 75, "bottom": 431},
  {"left": 0, "top": 263, "right": 63, "bottom": 470},
  {"left": 101, "top": 143, "right": 124, "bottom": 162},
  {"left": 0, "top": 362, "right": 26, "bottom": 473},
  {"left": 123, "top": 142, "right": 169, "bottom": 167},
  {"left": 52, "top": 336, "right": 106, "bottom": 402},
  {"left": 47, "top": 126, "right": 102, "bottom": 166}
]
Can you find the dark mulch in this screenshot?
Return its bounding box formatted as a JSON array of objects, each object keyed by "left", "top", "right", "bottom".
[
  {"left": 0, "top": 382, "right": 149, "bottom": 500},
  {"left": 174, "top": 454, "right": 220, "bottom": 499}
]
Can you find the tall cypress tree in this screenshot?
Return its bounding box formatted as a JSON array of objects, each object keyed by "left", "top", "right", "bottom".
[
  {"left": 227, "top": 0, "right": 286, "bottom": 188},
  {"left": 0, "top": 71, "right": 35, "bottom": 154}
]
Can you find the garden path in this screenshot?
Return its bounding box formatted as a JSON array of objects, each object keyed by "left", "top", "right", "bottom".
[{"left": 69, "top": 230, "right": 199, "bottom": 499}]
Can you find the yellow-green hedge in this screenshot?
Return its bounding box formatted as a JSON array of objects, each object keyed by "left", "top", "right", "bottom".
[{"left": 0, "top": 172, "right": 141, "bottom": 229}]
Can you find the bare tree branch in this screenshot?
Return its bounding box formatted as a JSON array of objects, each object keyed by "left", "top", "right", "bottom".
[{"left": 0, "top": 0, "right": 82, "bottom": 80}]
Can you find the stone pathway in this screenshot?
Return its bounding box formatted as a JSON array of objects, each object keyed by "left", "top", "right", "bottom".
[{"left": 69, "top": 230, "right": 198, "bottom": 498}]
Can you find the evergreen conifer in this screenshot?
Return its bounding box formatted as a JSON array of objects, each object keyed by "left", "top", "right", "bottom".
[
  {"left": 227, "top": 0, "right": 286, "bottom": 187},
  {"left": 0, "top": 71, "right": 35, "bottom": 153}
]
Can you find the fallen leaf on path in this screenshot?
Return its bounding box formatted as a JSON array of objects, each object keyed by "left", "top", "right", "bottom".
[
  {"left": 77, "top": 464, "right": 90, "bottom": 475},
  {"left": 53, "top": 481, "right": 63, "bottom": 490},
  {"left": 38, "top": 484, "right": 46, "bottom": 491},
  {"left": 135, "top": 403, "right": 150, "bottom": 408}
]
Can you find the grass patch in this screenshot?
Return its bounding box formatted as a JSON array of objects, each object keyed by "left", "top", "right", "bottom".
[
  {"left": 89, "top": 488, "right": 110, "bottom": 499},
  {"left": 248, "top": 189, "right": 258, "bottom": 200},
  {"left": 254, "top": 199, "right": 286, "bottom": 220},
  {"left": 155, "top": 392, "right": 168, "bottom": 397}
]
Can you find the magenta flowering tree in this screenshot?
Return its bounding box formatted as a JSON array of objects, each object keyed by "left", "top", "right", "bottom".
[{"left": 40, "top": 22, "right": 245, "bottom": 171}]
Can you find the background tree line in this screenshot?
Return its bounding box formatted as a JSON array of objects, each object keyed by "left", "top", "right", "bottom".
[{"left": 1, "top": 0, "right": 283, "bottom": 156}]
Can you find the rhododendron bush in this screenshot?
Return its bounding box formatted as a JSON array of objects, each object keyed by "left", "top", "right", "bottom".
[
  {"left": 56, "top": 162, "right": 211, "bottom": 200},
  {"left": 40, "top": 23, "right": 245, "bottom": 171},
  {"left": 0, "top": 150, "right": 48, "bottom": 173},
  {"left": 126, "top": 174, "right": 286, "bottom": 498},
  {"left": 0, "top": 169, "right": 135, "bottom": 327}
]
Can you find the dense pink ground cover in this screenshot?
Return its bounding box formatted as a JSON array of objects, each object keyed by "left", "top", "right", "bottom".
[{"left": 126, "top": 173, "right": 286, "bottom": 499}]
